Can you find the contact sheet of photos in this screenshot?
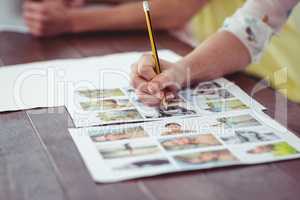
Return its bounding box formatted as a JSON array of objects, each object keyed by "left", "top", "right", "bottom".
[
  {"left": 67, "top": 78, "right": 300, "bottom": 183},
  {"left": 69, "top": 110, "right": 300, "bottom": 183},
  {"left": 66, "top": 78, "right": 265, "bottom": 127}
]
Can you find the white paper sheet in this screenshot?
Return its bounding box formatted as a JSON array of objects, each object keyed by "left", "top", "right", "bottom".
[
  {"left": 0, "top": 50, "right": 181, "bottom": 112},
  {"left": 69, "top": 110, "right": 300, "bottom": 183},
  {"left": 0, "top": 0, "right": 28, "bottom": 33}
]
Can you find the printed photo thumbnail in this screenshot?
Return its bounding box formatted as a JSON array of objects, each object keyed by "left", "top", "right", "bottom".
[
  {"left": 195, "top": 81, "right": 223, "bottom": 91},
  {"left": 174, "top": 149, "right": 238, "bottom": 168},
  {"left": 77, "top": 88, "right": 126, "bottom": 99},
  {"left": 203, "top": 99, "right": 249, "bottom": 113},
  {"left": 80, "top": 98, "right": 134, "bottom": 111},
  {"left": 217, "top": 114, "right": 262, "bottom": 129},
  {"left": 89, "top": 126, "right": 149, "bottom": 143},
  {"left": 230, "top": 141, "right": 300, "bottom": 162},
  {"left": 112, "top": 158, "right": 172, "bottom": 171},
  {"left": 186, "top": 89, "right": 235, "bottom": 102},
  {"left": 247, "top": 142, "right": 299, "bottom": 157},
  {"left": 158, "top": 98, "right": 196, "bottom": 118},
  {"left": 97, "top": 109, "right": 143, "bottom": 123},
  {"left": 97, "top": 141, "right": 161, "bottom": 159},
  {"left": 160, "top": 134, "right": 222, "bottom": 152},
  {"left": 220, "top": 129, "right": 280, "bottom": 145},
  {"left": 160, "top": 122, "right": 197, "bottom": 136}
]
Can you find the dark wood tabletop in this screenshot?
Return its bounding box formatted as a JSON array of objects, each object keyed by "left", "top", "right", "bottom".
[{"left": 1, "top": 31, "right": 300, "bottom": 200}]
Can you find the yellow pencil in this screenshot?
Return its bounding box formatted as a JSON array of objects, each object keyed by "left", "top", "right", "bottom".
[
  {"left": 143, "top": 0, "right": 161, "bottom": 74},
  {"left": 143, "top": 0, "right": 168, "bottom": 109}
]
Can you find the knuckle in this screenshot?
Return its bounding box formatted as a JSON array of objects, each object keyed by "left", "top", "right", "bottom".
[
  {"left": 136, "top": 82, "right": 147, "bottom": 92},
  {"left": 138, "top": 64, "right": 149, "bottom": 74},
  {"left": 137, "top": 65, "right": 155, "bottom": 81}
]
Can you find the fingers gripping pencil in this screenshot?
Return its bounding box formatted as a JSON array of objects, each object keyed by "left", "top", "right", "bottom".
[{"left": 143, "top": 1, "right": 168, "bottom": 109}]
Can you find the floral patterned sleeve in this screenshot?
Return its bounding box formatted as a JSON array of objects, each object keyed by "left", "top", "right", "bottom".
[{"left": 221, "top": 0, "right": 299, "bottom": 63}]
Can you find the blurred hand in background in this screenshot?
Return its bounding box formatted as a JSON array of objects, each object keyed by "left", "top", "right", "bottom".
[{"left": 23, "top": 0, "right": 74, "bottom": 37}]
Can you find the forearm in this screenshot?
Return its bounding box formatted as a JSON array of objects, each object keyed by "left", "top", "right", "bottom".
[
  {"left": 68, "top": 0, "right": 207, "bottom": 33},
  {"left": 68, "top": 3, "right": 145, "bottom": 32},
  {"left": 179, "top": 31, "right": 251, "bottom": 86}
]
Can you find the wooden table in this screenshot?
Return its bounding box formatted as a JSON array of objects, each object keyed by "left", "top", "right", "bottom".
[{"left": 1, "top": 31, "right": 300, "bottom": 200}]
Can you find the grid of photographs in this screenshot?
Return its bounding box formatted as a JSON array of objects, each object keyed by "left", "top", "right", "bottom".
[
  {"left": 69, "top": 111, "right": 300, "bottom": 183},
  {"left": 67, "top": 78, "right": 265, "bottom": 127}
]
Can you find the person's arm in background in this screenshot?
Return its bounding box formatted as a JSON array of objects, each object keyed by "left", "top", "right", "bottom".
[
  {"left": 23, "top": 0, "right": 207, "bottom": 36},
  {"left": 130, "top": 0, "right": 300, "bottom": 106}
]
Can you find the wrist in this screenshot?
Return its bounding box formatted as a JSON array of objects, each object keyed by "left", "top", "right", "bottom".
[
  {"left": 174, "top": 60, "right": 190, "bottom": 88},
  {"left": 176, "top": 56, "right": 220, "bottom": 87}
]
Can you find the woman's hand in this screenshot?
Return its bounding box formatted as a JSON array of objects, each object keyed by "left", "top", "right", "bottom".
[
  {"left": 131, "top": 31, "right": 252, "bottom": 107},
  {"left": 130, "top": 54, "right": 187, "bottom": 106},
  {"left": 23, "top": 1, "right": 73, "bottom": 37}
]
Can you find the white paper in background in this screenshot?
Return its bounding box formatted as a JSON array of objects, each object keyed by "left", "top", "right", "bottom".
[
  {"left": 0, "top": 50, "right": 181, "bottom": 112},
  {"left": 0, "top": 0, "right": 28, "bottom": 32}
]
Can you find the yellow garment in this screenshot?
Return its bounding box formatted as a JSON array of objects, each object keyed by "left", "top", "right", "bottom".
[{"left": 191, "top": 0, "right": 300, "bottom": 102}]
